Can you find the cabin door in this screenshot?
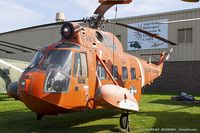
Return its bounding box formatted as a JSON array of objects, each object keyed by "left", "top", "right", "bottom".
[{"left": 71, "top": 52, "right": 89, "bottom": 107}]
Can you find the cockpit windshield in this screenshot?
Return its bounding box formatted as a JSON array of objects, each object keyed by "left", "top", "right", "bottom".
[
  {"left": 40, "top": 50, "right": 72, "bottom": 71},
  {"left": 28, "top": 50, "right": 44, "bottom": 69},
  {"left": 42, "top": 50, "right": 72, "bottom": 93}
]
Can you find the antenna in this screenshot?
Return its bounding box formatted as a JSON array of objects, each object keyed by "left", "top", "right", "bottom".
[{"left": 113, "top": 5, "right": 118, "bottom": 65}]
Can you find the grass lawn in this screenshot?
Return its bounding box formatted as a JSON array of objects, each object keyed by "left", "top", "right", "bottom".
[{"left": 0, "top": 93, "right": 200, "bottom": 133}]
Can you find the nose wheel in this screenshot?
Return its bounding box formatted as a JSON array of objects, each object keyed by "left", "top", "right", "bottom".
[{"left": 120, "top": 112, "right": 130, "bottom": 132}]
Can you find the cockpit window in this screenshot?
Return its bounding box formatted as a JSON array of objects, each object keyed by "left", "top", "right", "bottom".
[
  {"left": 73, "top": 53, "right": 88, "bottom": 77},
  {"left": 40, "top": 50, "right": 72, "bottom": 71},
  {"left": 28, "top": 50, "right": 44, "bottom": 69},
  {"left": 43, "top": 50, "right": 72, "bottom": 93}
]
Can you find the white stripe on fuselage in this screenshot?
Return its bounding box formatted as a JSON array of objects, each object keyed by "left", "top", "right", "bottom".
[{"left": 134, "top": 57, "right": 145, "bottom": 87}]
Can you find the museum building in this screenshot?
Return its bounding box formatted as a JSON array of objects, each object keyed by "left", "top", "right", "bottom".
[{"left": 0, "top": 8, "right": 200, "bottom": 93}]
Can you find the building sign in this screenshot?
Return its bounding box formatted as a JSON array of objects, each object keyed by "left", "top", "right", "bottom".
[{"left": 127, "top": 19, "right": 168, "bottom": 51}]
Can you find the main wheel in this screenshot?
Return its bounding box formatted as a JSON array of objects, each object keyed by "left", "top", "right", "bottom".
[{"left": 120, "top": 113, "right": 129, "bottom": 129}]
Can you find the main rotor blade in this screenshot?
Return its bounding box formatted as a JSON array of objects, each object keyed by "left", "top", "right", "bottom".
[
  {"left": 109, "top": 22, "right": 178, "bottom": 46},
  {"left": 0, "top": 43, "right": 31, "bottom": 53},
  {"left": 0, "top": 40, "right": 38, "bottom": 52},
  {"left": 0, "top": 48, "right": 15, "bottom": 54},
  {"left": 94, "top": 4, "right": 114, "bottom": 17},
  {"left": 181, "top": 0, "right": 199, "bottom": 2},
  {"left": 94, "top": 0, "right": 132, "bottom": 17},
  {"left": 0, "top": 19, "right": 84, "bottom": 35}
]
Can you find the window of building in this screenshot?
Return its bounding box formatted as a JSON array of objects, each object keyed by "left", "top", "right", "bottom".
[
  {"left": 112, "top": 65, "right": 118, "bottom": 79},
  {"left": 122, "top": 67, "right": 128, "bottom": 80},
  {"left": 98, "top": 64, "right": 107, "bottom": 80},
  {"left": 131, "top": 68, "right": 136, "bottom": 80},
  {"left": 73, "top": 53, "right": 88, "bottom": 77},
  {"left": 186, "top": 28, "right": 192, "bottom": 43},
  {"left": 178, "top": 28, "right": 192, "bottom": 43}
]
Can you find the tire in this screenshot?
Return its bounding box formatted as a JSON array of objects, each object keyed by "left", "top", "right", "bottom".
[{"left": 120, "top": 113, "right": 129, "bottom": 129}]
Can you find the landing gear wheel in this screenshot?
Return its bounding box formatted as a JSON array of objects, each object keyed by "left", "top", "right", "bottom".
[
  {"left": 36, "top": 114, "right": 44, "bottom": 120},
  {"left": 120, "top": 112, "right": 130, "bottom": 132}
]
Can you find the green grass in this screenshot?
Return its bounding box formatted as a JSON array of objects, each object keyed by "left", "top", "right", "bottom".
[{"left": 0, "top": 93, "right": 200, "bottom": 133}]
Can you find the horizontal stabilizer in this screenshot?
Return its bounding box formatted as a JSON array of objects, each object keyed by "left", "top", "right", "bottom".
[
  {"left": 140, "top": 48, "right": 173, "bottom": 61},
  {"left": 165, "top": 48, "right": 173, "bottom": 61}
]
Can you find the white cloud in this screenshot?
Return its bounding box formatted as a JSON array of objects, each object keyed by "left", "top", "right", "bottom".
[
  {"left": 0, "top": 0, "right": 44, "bottom": 33},
  {"left": 70, "top": 0, "right": 98, "bottom": 16},
  {"left": 37, "top": 0, "right": 99, "bottom": 19},
  {"left": 105, "top": 0, "right": 200, "bottom": 18}
]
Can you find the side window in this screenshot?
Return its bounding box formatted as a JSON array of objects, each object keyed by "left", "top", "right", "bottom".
[
  {"left": 122, "top": 67, "right": 128, "bottom": 80},
  {"left": 112, "top": 65, "right": 118, "bottom": 79},
  {"left": 131, "top": 68, "right": 136, "bottom": 80},
  {"left": 98, "top": 64, "right": 107, "bottom": 80},
  {"left": 80, "top": 53, "right": 88, "bottom": 77},
  {"left": 178, "top": 28, "right": 192, "bottom": 43},
  {"left": 73, "top": 53, "right": 88, "bottom": 77}
]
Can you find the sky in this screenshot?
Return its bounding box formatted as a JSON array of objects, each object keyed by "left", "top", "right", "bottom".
[{"left": 0, "top": 0, "right": 199, "bottom": 33}]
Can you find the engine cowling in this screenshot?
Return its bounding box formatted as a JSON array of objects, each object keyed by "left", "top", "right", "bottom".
[{"left": 61, "top": 22, "right": 82, "bottom": 40}]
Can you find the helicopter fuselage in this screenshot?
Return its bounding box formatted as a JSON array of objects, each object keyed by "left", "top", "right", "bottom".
[{"left": 17, "top": 23, "right": 163, "bottom": 115}]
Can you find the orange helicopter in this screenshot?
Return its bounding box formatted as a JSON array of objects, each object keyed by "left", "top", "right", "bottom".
[{"left": 5, "top": 0, "right": 199, "bottom": 131}]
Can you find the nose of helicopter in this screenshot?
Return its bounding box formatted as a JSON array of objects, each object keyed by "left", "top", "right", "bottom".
[
  {"left": 18, "top": 70, "right": 69, "bottom": 115},
  {"left": 20, "top": 91, "right": 66, "bottom": 115},
  {"left": 18, "top": 70, "right": 46, "bottom": 97},
  {"left": 6, "top": 81, "right": 20, "bottom": 100}
]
